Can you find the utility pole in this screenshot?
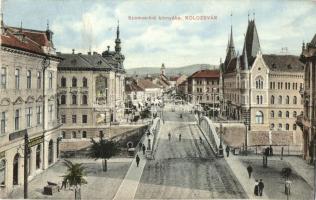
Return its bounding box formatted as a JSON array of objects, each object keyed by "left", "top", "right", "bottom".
[{"left": 24, "top": 130, "right": 29, "bottom": 199}]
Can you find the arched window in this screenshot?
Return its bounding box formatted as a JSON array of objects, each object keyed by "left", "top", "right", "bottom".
[
  {"left": 286, "top": 96, "right": 289, "bottom": 104},
  {"left": 293, "top": 111, "right": 297, "bottom": 117},
  {"left": 82, "top": 131, "right": 87, "bottom": 138},
  {"left": 61, "top": 77, "right": 66, "bottom": 87},
  {"left": 270, "top": 123, "right": 275, "bottom": 130},
  {"left": 293, "top": 124, "right": 297, "bottom": 130},
  {"left": 278, "top": 111, "right": 282, "bottom": 118},
  {"left": 72, "top": 77, "right": 77, "bottom": 87},
  {"left": 278, "top": 123, "right": 282, "bottom": 130},
  {"left": 48, "top": 140, "right": 53, "bottom": 165},
  {"left": 271, "top": 111, "right": 274, "bottom": 118},
  {"left": 278, "top": 96, "right": 282, "bottom": 104},
  {"left": 0, "top": 159, "right": 6, "bottom": 186},
  {"left": 256, "top": 96, "right": 260, "bottom": 104},
  {"left": 82, "top": 95, "right": 87, "bottom": 105},
  {"left": 271, "top": 95, "right": 275, "bottom": 104},
  {"left": 13, "top": 154, "right": 19, "bottom": 185},
  {"left": 293, "top": 96, "right": 297, "bottom": 104},
  {"left": 72, "top": 131, "right": 76, "bottom": 139},
  {"left": 255, "top": 76, "right": 264, "bottom": 89},
  {"left": 61, "top": 95, "right": 66, "bottom": 105},
  {"left": 62, "top": 131, "right": 66, "bottom": 138},
  {"left": 260, "top": 96, "right": 263, "bottom": 104},
  {"left": 72, "top": 95, "right": 77, "bottom": 105},
  {"left": 82, "top": 77, "right": 88, "bottom": 87},
  {"left": 286, "top": 124, "right": 289, "bottom": 130},
  {"left": 286, "top": 111, "right": 289, "bottom": 118},
  {"left": 255, "top": 111, "right": 264, "bottom": 124}
]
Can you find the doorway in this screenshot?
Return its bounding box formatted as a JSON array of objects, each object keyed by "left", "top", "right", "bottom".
[{"left": 13, "top": 154, "right": 19, "bottom": 185}]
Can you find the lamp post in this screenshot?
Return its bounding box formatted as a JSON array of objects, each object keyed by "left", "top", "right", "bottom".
[
  {"left": 218, "top": 123, "right": 224, "bottom": 157},
  {"left": 244, "top": 121, "right": 248, "bottom": 156},
  {"left": 24, "top": 130, "right": 29, "bottom": 199}
]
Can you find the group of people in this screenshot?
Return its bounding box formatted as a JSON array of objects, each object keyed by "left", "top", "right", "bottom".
[
  {"left": 264, "top": 145, "right": 274, "bottom": 156},
  {"left": 246, "top": 164, "right": 265, "bottom": 196},
  {"left": 168, "top": 132, "right": 182, "bottom": 141}
]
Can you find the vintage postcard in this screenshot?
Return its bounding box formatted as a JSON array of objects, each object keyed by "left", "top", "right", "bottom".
[{"left": 0, "top": 0, "right": 315, "bottom": 199}]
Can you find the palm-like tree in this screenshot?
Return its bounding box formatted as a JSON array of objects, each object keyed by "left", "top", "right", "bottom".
[
  {"left": 63, "top": 160, "right": 88, "bottom": 199},
  {"left": 89, "top": 132, "right": 120, "bottom": 171}
]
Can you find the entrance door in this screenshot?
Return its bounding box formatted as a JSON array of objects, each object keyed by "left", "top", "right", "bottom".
[
  {"left": 13, "top": 154, "right": 19, "bottom": 185},
  {"left": 36, "top": 145, "right": 41, "bottom": 169}
]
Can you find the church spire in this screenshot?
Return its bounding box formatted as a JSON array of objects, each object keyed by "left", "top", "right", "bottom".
[
  {"left": 243, "top": 34, "right": 249, "bottom": 70},
  {"left": 115, "top": 20, "right": 121, "bottom": 53},
  {"left": 224, "top": 22, "right": 236, "bottom": 71}
]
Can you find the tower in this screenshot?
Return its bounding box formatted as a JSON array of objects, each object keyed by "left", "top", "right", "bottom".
[
  {"left": 224, "top": 25, "right": 236, "bottom": 72},
  {"left": 243, "top": 17, "right": 261, "bottom": 67},
  {"left": 161, "top": 63, "right": 166, "bottom": 76},
  {"left": 115, "top": 21, "right": 121, "bottom": 53}
]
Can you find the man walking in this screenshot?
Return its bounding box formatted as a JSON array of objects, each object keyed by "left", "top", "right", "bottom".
[
  {"left": 179, "top": 133, "right": 182, "bottom": 142},
  {"left": 247, "top": 164, "right": 253, "bottom": 178},
  {"left": 258, "top": 179, "right": 264, "bottom": 196},
  {"left": 254, "top": 180, "right": 259, "bottom": 196},
  {"left": 168, "top": 132, "right": 171, "bottom": 141},
  {"left": 136, "top": 155, "right": 140, "bottom": 167},
  {"left": 225, "top": 145, "right": 230, "bottom": 157},
  {"left": 142, "top": 144, "right": 146, "bottom": 155},
  {"left": 199, "top": 136, "right": 203, "bottom": 144}
]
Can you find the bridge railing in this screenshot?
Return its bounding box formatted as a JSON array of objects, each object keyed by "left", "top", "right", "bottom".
[{"left": 198, "top": 116, "right": 221, "bottom": 156}]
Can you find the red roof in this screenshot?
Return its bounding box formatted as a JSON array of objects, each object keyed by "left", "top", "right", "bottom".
[{"left": 190, "top": 69, "right": 220, "bottom": 78}]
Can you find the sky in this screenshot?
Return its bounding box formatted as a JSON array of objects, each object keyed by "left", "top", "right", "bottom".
[{"left": 2, "top": 0, "right": 316, "bottom": 69}]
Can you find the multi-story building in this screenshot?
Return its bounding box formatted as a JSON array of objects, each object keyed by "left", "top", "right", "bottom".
[
  {"left": 57, "top": 24, "right": 125, "bottom": 140},
  {"left": 222, "top": 18, "right": 304, "bottom": 146},
  {"left": 0, "top": 22, "right": 61, "bottom": 196},
  {"left": 187, "top": 69, "right": 220, "bottom": 115},
  {"left": 125, "top": 77, "right": 146, "bottom": 111},
  {"left": 297, "top": 34, "right": 316, "bottom": 161}
]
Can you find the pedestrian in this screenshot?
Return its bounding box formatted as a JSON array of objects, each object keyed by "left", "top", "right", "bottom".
[
  {"left": 258, "top": 179, "right": 264, "bottom": 196},
  {"left": 199, "top": 136, "right": 203, "bottom": 144},
  {"left": 142, "top": 144, "right": 146, "bottom": 155},
  {"left": 136, "top": 155, "right": 140, "bottom": 167},
  {"left": 269, "top": 145, "right": 273, "bottom": 156},
  {"left": 225, "top": 145, "right": 230, "bottom": 157},
  {"left": 168, "top": 132, "right": 171, "bottom": 141},
  {"left": 247, "top": 164, "right": 253, "bottom": 179},
  {"left": 60, "top": 179, "right": 67, "bottom": 190},
  {"left": 254, "top": 180, "right": 259, "bottom": 196},
  {"left": 179, "top": 133, "right": 182, "bottom": 141}
]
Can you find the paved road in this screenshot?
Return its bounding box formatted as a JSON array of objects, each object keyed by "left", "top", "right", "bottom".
[{"left": 135, "top": 111, "right": 247, "bottom": 199}]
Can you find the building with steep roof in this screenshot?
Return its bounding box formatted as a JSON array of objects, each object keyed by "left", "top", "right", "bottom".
[
  {"left": 0, "top": 19, "right": 62, "bottom": 197},
  {"left": 222, "top": 17, "right": 304, "bottom": 148},
  {"left": 57, "top": 23, "right": 125, "bottom": 141},
  {"left": 297, "top": 34, "right": 316, "bottom": 161}
]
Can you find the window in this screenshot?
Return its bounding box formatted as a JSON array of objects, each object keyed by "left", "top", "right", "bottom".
[
  {"left": 293, "top": 111, "right": 297, "bottom": 117},
  {"left": 72, "top": 131, "right": 76, "bottom": 138},
  {"left": 82, "top": 131, "right": 87, "bottom": 138},
  {"left": 48, "top": 105, "right": 53, "bottom": 122},
  {"left": 278, "top": 96, "right": 282, "bottom": 104},
  {"left": 61, "top": 77, "right": 66, "bottom": 87},
  {"left": 293, "top": 124, "right": 297, "bottom": 130},
  {"left": 72, "top": 115, "right": 77, "bottom": 123},
  {"left": 286, "top": 111, "right": 289, "bottom": 118},
  {"left": 271, "top": 111, "right": 274, "bottom": 118},
  {"left": 278, "top": 111, "right": 282, "bottom": 118},
  {"left": 286, "top": 124, "right": 289, "bottom": 130},
  {"left": 1, "top": 67, "right": 7, "bottom": 89},
  {"left": 255, "top": 77, "right": 263, "bottom": 89},
  {"left": 27, "top": 70, "right": 31, "bottom": 89},
  {"left": 61, "top": 115, "right": 66, "bottom": 123},
  {"left": 62, "top": 131, "right": 66, "bottom": 138},
  {"left": 0, "top": 160, "right": 5, "bottom": 186},
  {"left": 260, "top": 96, "right": 263, "bottom": 104},
  {"left": 37, "top": 72, "right": 41, "bottom": 89},
  {"left": 61, "top": 95, "right": 66, "bottom": 105},
  {"left": 36, "top": 106, "right": 41, "bottom": 125},
  {"left": 83, "top": 77, "right": 87, "bottom": 87},
  {"left": 270, "top": 123, "right": 275, "bottom": 130},
  {"left": 15, "top": 109, "right": 20, "bottom": 130},
  {"left": 257, "top": 96, "right": 260, "bottom": 104},
  {"left": 49, "top": 72, "right": 53, "bottom": 89},
  {"left": 270, "top": 82, "right": 273, "bottom": 89},
  {"left": 82, "top": 95, "right": 87, "bottom": 105},
  {"left": 278, "top": 123, "right": 282, "bottom": 129},
  {"left": 255, "top": 111, "right": 264, "bottom": 124},
  {"left": 271, "top": 95, "right": 275, "bottom": 104},
  {"left": 72, "top": 77, "right": 77, "bottom": 87},
  {"left": 293, "top": 96, "right": 297, "bottom": 104},
  {"left": 15, "top": 69, "right": 20, "bottom": 89},
  {"left": 72, "top": 95, "right": 77, "bottom": 105},
  {"left": 82, "top": 115, "right": 87, "bottom": 123},
  {"left": 286, "top": 96, "right": 289, "bottom": 104},
  {"left": 1, "top": 112, "right": 7, "bottom": 134},
  {"left": 26, "top": 107, "right": 32, "bottom": 127}
]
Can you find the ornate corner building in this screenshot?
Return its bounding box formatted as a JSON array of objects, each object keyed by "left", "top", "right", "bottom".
[
  {"left": 297, "top": 34, "right": 316, "bottom": 161},
  {"left": 0, "top": 20, "right": 62, "bottom": 196},
  {"left": 57, "top": 23, "right": 125, "bottom": 141}
]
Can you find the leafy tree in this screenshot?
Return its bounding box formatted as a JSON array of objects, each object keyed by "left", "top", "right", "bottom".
[
  {"left": 63, "top": 160, "right": 87, "bottom": 199},
  {"left": 89, "top": 132, "right": 120, "bottom": 171}
]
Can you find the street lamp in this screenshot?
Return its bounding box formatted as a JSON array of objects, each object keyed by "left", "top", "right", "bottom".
[{"left": 218, "top": 123, "right": 224, "bottom": 157}]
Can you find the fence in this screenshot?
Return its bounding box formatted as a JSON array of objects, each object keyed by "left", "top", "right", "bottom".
[{"left": 241, "top": 144, "right": 303, "bottom": 156}]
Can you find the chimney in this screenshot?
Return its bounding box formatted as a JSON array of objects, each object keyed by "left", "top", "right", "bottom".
[{"left": 72, "top": 49, "right": 75, "bottom": 54}]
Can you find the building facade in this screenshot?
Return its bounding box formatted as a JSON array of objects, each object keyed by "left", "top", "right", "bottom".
[
  {"left": 297, "top": 34, "right": 316, "bottom": 161},
  {"left": 222, "top": 18, "right": 304, "bottom": 146},
  {"left": 187, "top": 69, "right": 220, "bottom": 115},
  {"left": 57, "top": 24, "right": 125, "bottom": 140},
  {"left": 0, "top": 23, "right": 61, "bottom": 197}
]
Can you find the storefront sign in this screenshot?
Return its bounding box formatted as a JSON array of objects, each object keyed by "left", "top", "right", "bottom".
[
  {"left": 0, "top": 151, "right": 5, "bottom": 159},
  {"left": 9, "top": 129, "right": 27, "bottom": 141},
  {"left": 29, "top": 135, "right": 44, "bottom": 147}
]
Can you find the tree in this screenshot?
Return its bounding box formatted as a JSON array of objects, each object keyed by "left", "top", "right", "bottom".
[
  {"left": 63, "top": 160, "right": 87, "bottom": 200},
  {"left": 89, "top": 132, "right": 120, "bottom": 172}
]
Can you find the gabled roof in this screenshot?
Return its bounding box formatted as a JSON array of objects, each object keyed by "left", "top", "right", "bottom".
[
  {"left": 137, "top": 79, "right": 161, "bottom": 89},
  {"left": 244, "top": 20, "right": 261, "bottom": 66},
  {"left": 189, "top": 69, "right": 220, "bottom": 78},
  {"left": 262, "top": 54, "right": 304, "bottom": 72}
]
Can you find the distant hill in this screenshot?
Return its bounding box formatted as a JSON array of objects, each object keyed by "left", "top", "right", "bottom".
[{"left": 126, "top": 64, "right": 218, "bottom": 76}]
